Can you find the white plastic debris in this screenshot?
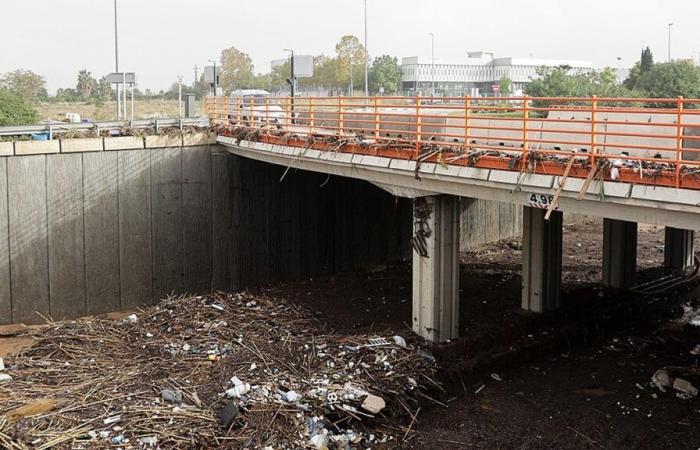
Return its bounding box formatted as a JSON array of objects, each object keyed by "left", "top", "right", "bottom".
[
  {"left": 226, "top": 383, "right": 251, "bottom": 398},
  {"left": 491, "top": 373, "right": 503, "bottom": 382},
  {"left": 138, "top": 436, "right": 158, "bottom": 446},
  {"left": 361, "top": 393, "right": 386, "bottom": 414},
  {"left": 249, "top": 362, "right": 257, "bottom": 371},
  {"left": 0, "top": 373, "right": 12, "bottom": 383},
  {"left": 392, "top": 335, "right": 408, "bottom": 349},
  {"left": 103, "top": 415, "right": 122, "bottom": 425},
  {"left": 690, "top": 344, "right": 700, "bottom": 356},
  {"left": 231, "top": 376, "right": 243, "bottom": 386},
  {"left": 210, "top": 304, "right": 224, "bottom": 311},
  {"left": 283, "top": 390, "right": 302, "bottom": 403},
  {"left": 0, "top": 358, "right": 4, "bottom": 371},
  {"left": 310, "top": 429, "right": 329, "bottom": 449},
  {"left": 124, "top": 314, "right": 138, "bottom": 324}
]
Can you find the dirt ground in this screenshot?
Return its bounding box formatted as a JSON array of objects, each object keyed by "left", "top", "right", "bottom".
[{"left": 263, "top": 220, "right": 700, "bottom": 449}]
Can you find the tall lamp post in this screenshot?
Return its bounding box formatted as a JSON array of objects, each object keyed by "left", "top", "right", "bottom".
[
  {"left": 364, "top": 0, "right": 369, "bottom": 96},
  {"left": 113, "top": 0, "right": 120, "bottom": 119},
  {"left": 668, "top": 22, "right": 673, "bottom": 62},
  {"left": 429, "top": 32, "right": 435, "bottom": 97}
]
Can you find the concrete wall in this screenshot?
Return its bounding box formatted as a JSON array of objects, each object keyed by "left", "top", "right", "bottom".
[
  {"left": 461, "top": 198, "right": 522, "bottom": 248},
  {"left": 0, "top": 141, "right": 411, "bottom": 324}
]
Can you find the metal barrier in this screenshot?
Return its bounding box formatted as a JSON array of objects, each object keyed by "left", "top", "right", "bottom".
[{"left": 205, "top": 96, "right": 700, "bottom": 190}]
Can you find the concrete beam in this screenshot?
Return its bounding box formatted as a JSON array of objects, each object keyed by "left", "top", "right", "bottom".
[
  {"left": 522, "top": 207, "right": 563, "bottom": 313},
  {"left": 664, "top": 227, "right": 695, "bottom": 270},
  {"left": 412, "top": 195, "right": 460, "bottom": 342},
  {"left": 603, "top": 219, "right": 637, "bottom": 289},
  {"left": 221, "top": 140, "right": 700, "bottom": 230}
]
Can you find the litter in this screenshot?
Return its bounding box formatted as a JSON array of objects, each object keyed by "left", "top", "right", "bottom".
[
  {"left": 103, "top": 415, "right": 121, "bottom": 425},
  {"left": 160, "top": 389, "right": 183, "bottom": 404},
  {"left": 0, "top": 373, "right": 12, "bottom": 383},
  {"left": 393, "top": 335, "right": 408, "bottom": 349},
  {"left": 491, "top": 373, "right": 503, "bottom": 382},
  {"left": 673, "top": 378, "right": 698, "bottom": 400},
  {"left": 361, "top": 393, "right": 386, "bottom": 414}
]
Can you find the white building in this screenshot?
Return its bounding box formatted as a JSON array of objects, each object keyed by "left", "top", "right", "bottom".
[{"left": 400, "top": 51, "right": 593, "bottom": 96}]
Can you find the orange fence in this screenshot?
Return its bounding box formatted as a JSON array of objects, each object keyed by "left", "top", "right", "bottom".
[{"left": 205, "top": 96, "right": 700, "bottom": 190}]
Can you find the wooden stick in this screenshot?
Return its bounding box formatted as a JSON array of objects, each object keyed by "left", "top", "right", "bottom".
[{"left": 545, "top": 157, "right": 575, "bottom": 220}]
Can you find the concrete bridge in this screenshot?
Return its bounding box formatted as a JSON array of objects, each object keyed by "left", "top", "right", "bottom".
[{"left": 208, "top": 95, "right": 700, "bottom": 342}]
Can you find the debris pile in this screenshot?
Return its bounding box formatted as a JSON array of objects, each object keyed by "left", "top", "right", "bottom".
[{"left": 0, "top": 293, "right": 440, "bottom": 449}]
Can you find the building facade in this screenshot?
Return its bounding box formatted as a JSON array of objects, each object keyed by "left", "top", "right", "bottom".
[{"left": 400, "top": 51, "right": 593, "bottom": 96}]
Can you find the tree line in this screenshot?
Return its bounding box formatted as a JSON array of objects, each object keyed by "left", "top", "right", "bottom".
[{"left": 524, "top": 47, "right": 700, "bottom": 102}]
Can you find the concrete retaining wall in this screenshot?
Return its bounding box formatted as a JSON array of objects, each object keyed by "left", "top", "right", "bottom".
[{"left": 0, "top": 139, "right": 412, "bottom": 324}]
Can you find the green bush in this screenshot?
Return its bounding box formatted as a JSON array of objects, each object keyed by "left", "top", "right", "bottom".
[{"left": 0, "top": 89, "right": 39, "bottom": 126}]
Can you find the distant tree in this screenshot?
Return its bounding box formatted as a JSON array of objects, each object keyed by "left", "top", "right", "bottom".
[
  {"left": 640, "top": 47, "right": 654, "bottom": 73},
  {"left": 635, "top": 61, "right": 700, "bottom": 99},
  {"left": 335, "top": 35, "right": 367, "bottom": 94},
  {"left": 624, "top": 47, "right": 655, "bottom": 90},
  {"left": 526, "top": 66, "right": 635, "bottom": 107},
  {"left": 0, "top": 89, "right": 39, "bottom": 125},
  {"left": 499, "top": 76, "right": 512, "bottom": 95},
  {"left": 219, "top": 46, "right": 254, "bottom": 93},
  {"left": 96, "top": 77, "right": 113, "bottom": 101},
  {"left": 368, "top": 55, "right": 401, "bottom": 94},
  {"left": 0, "top": 69, "right": 47, "bottom": 102},
  {"left": 76, "top": 69, "right": 98, "bottom": 100},
  {"left": 55, "top": 88, "right": 81, "bottom": 102}
]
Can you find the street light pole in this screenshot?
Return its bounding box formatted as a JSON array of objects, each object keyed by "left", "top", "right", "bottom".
[
  {"left": 114, "top": 0, "right": 120, "bottom": 119},
  {"left": 668, "top": 22, "right": 673, "bottom": 62},
  {"left": 429, "top": 32, "right": 435, "bottom": 97},
  {"left": 364, "top": 0, "right": 369, "bottom": 96}
]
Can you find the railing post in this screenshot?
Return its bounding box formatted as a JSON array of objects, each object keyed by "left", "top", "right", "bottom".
[
  {"left": 522, "top": 95, "right": 530, "bottom": 156},
  {"left": 236, "top": 96, "right": 242, "bottom": 125},
  {"left": 675, "top": 96, "right": 684, "bottom": 188},
  {"left": 374, "top": 96, "right": 380, "bottom": 141},
  {"left": 223, "top": 96, "right": 228, "bottom": 124},
  {"left": 464, "top": 96, "right": 471, "bottom": 152},
  {"left": 415, "top": 95, "right": 422, "bottom": 158},
  {"left": 310, "top": 98, "right": 315, "bottom": 135},
  {"left": 338, "top": 97, "right": 344, "bottom": 137},
  {"left": 265, "top": 96, "right": 270, "bottom": 128},
  {"left": 249, "top": 97, "right": 255, "bottom": 127},
  {"left": 590, "top": 95, "right": 598, "bottom": 166},
  {"left": 284, "top": 96, "right": 290, "bottom": 132}
]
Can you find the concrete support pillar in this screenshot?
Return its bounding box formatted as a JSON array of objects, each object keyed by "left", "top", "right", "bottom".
[
  {"left": 602, "top": 219, "right": 637, "bottom": 289},
  {"left": 664, "top": 227, "right": 695, "bottom": 271},
  {"left": 412, "top": 195, "right": 460, "bottom": 342},
  {"left": 521, "top": 207, "right": 563, "bottom": 313}
]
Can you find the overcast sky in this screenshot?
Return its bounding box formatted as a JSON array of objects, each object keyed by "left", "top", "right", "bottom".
[{"left": 0, "top": 0, "right": 697, "bottom": 93}]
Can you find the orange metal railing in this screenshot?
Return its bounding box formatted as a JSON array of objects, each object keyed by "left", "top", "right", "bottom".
[{"left": 204, "top": 96, "right": 700, "bottom": 191}]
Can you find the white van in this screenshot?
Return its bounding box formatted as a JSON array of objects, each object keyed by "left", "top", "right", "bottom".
[{"left": 228, "top": 89, "right": 285, "bottom": 125}]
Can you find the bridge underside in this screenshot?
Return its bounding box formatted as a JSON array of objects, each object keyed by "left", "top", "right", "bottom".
[{"left": 219, "top": 137, "right": 699, "bottom": 342}]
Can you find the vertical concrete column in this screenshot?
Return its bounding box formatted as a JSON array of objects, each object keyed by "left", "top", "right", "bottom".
[
  {"left": 521, "top": 207, "right": 563, "bottom": 313},
  {"left": 412, "top": 195, "right": 460, "bottom": 342},
  {"left": 664, "top": 227, "right": 695, "bottom": 270},
  {"left": 602, "top": 218, "right": 637, "bottom": 289}
]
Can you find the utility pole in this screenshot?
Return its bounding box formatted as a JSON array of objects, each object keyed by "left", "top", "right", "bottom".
[
  {"left": 114, "top": 0, "right": 120, "bottom": 119},
  {"left": 429, "top": 32, "right": 435, "bottom": 97},
  {"left": 364, "top": 0, "right": 369, "bottom": 96},
  {"left": 668, "top": 23, "right": 673, "bottom": 62},
  {"left": 193, "top": 64, "right": 199, "bottom": 85}
]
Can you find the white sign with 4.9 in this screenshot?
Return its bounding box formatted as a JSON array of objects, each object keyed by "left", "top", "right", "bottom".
[{"left": 527, "top": 193, "right": 557, "bottom": 210}]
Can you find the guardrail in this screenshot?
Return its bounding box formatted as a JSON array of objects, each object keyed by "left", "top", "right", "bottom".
[
  {"left": 205, "top": 96, "right": 700, "bottom": 190},
  {"left": 0, "top": 116, "right": 210, "bottom": 137}
]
